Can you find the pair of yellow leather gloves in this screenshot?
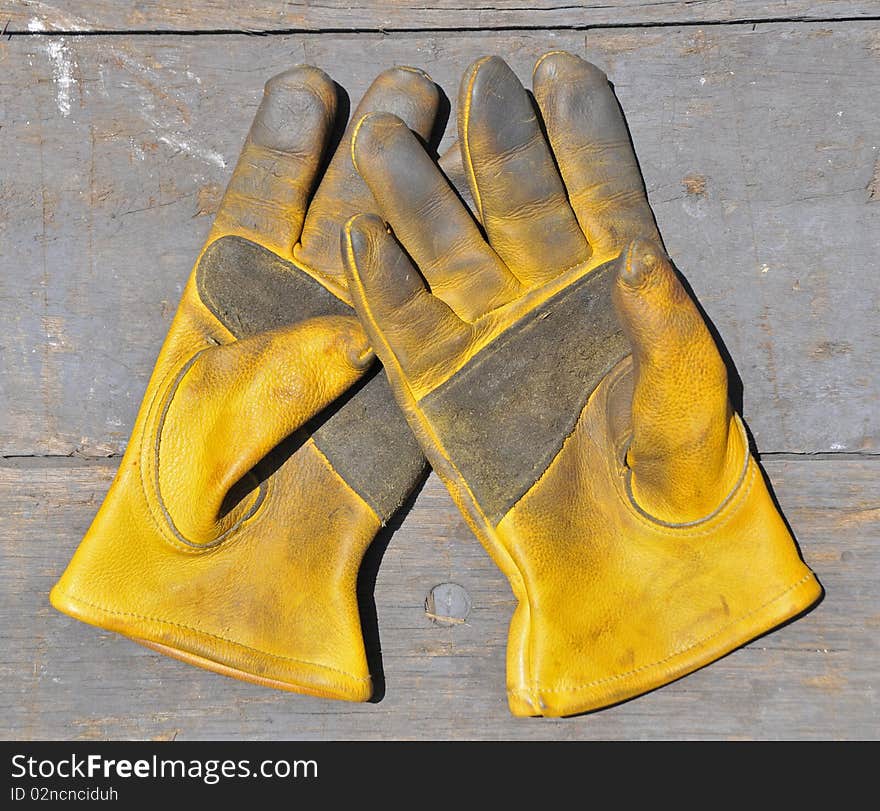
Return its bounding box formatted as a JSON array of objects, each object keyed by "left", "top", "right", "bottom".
[{"left": 51, "top": 52, "right": 821, "bottom": 717}]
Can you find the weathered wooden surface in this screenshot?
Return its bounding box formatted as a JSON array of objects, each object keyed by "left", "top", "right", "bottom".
[
  {"left": 1, "top": 23, "right": 878, "bottom": 458},
  {"left": 0, "top": 458, "right": 876, "bottom": 740},
  {"left": 5, "top": 1, "right": 877, "bottom": 32}
]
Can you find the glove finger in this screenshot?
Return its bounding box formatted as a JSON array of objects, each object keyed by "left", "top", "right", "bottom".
[
  {"left": 212, "top": 66, "right": 337, "bottom": 257},
  {"left": 533, "top": 51, "right": 659, "bottom": 256},
  {"left": 159, "top": 314, "right": 373, "bottom": 544},
  {"left": 353, "top": 113, "right": 521, "bottom": 321},
  {"left": 612, "top": 238, "right": 739, "bottom": 523},
  {"left": 342, "top": 213, "right": 474, "bottom": 399},
  {"left": 459, "top": 56, "right": 590, "bottom": 284},
  {"left": 294, "top": 67, "right": 440, "bottom": 293}
]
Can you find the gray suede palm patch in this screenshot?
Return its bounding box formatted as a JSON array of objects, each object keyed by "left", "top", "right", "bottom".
[
  {"left": 419, "top": 260, "right": 628, "bottom": 524},
  {"left": 196, "top": 235, "right": 425, "bottom": 522}
]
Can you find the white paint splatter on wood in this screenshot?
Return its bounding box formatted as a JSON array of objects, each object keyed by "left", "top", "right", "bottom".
[
  {"left": 30, "top": 18, "right": 77, "bottom": 117},
  {"left": 28, "top": 10, "right": 224, "bottom": 166},
  {"left": 45, "top": 39, "right": 75, "bottom": 117},
  {"left": 157, "top": 134, "right": 227, "bottom": 169}
]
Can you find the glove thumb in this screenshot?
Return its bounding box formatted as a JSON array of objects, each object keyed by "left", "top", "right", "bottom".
[
  {"left": 156, "top": 315, "right": 373, "bottom": 545},
  {"left": 611, "top": 238, "right": 746, "bottom": 523}
]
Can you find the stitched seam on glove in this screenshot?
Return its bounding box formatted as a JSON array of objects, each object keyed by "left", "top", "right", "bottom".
[
  {"left": 622, "top": 415, "right": 750, "bottom": 529},
  {"left": 51, "top": 587, "right": 371, "bottom": 683},
  {"left": 512, "top": 572, "right": 816, "bottom": 697},
  {"left": 153, "top": 349, "right": 268, "bottom": 549},
  {"left": 602, "top": 364, "right": 759, "bottom": 537},
  {"left": 136, "top": 346, "right": 273, "bottom": 554},
  {"left": 460, "top": 57, "right": 494, "bottom": 223},
  {"left": 288, "top": 250, "right": 353, "bottom": 306},
  {"left": 621, "top": 459, "right": 758, "bottom": 539},
  {"left": 308, "top": 439, "right": 380, "bottom": 521}
]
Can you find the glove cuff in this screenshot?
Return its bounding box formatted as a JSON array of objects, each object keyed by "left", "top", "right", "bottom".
[
  {"left": 507, "top": 568, "right": 821, "bottom": 718},
  {"left": 50, "top": 440, "right": 378, "bottom": 702},
  {"left": 496, "top": 360, "right": 822, "bottom": 717},
  {"left": 50, "top": 583, "right": 373, "bottom": 701}
]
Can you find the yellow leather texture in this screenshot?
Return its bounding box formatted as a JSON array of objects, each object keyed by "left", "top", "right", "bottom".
[
  {"left": 50, "top": 64, "right": 441, "bottom": 700},
  {"left": 343, "top": 52, "right": 822, "bottom": 715},
  {"left": 497, "top": 361, "right": 818, "bottom": 716},
  {"left": 53, "top": 439, "right": 379, "bottom": 700}
]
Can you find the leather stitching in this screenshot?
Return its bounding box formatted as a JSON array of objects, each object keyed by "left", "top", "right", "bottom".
[
  {"left": 621, "top": 460, "right": 757, "bottom": 539},
  {"left": 288, "top": 248, "right": 353, "bottom": 305},
  {"left": 308, "top": 440, "right": 382, "bottom": 523},
  {"left": 602, "top": 368, "right": 759, "bottom": 537},
  {"left": 136, "top": 342, "right": 273, "bottom": 555},
  {"left": 511, "top": 572, "right": 816, "bottom": 698},
  {"left": 623, "top": 415, "right": 752, "bottom": 529},
  {"left": 53, "top": 587, "right": 370, "bottom": 683},
  {"left": 133, "top": 366, "right": 226, "bottom": 556},
  {"left": 152, "top": 349, "right": 267, "bottom": 550}
]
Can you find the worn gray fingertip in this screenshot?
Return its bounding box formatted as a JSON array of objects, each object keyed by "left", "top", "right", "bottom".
[
  {"left": 350, "top": 111, "right": 409, "bottom": 176},
  {"left": 618, "top": 238, "right": 669, "bottom": 289},
  {"left": 342, "top": 213, "right": 387, "bottom": 277},
  {"left": 533, "top": 50, "right": 607, "bottom": 87},
  {"left": 252, "top": 65, "right": 337, "bottom": 151}
]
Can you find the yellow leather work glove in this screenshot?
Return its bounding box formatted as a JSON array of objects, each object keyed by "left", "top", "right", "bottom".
[
  {"left": 342, "top": 52, "right": 823, "bottom": 716},
  {"left": 50, "top": 65, "right": 440, "bottom": 701}
]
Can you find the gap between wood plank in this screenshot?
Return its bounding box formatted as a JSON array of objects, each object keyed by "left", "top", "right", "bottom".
[
  {"left": 0, "top": 452, "right": 877, "bottom": 468},
  {"left": 5, "top": 14, "right": 880, "bottom": 37}
]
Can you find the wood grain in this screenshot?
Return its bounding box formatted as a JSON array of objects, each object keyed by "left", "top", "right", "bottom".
[
  {"left": 4, "top": 1, "right": 877, "bottom": 33},
  {"left": 1, "top": 23, "right": 877, "bottom": 457},
  {"left": 0, "top": 457, "right": 876, "bottom": 740}
]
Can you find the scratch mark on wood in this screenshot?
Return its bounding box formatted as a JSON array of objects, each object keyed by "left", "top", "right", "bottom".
[
  {"left": 808, "top": 549, "right": 845, "bottom": 563},
  {"left": 157, "top": 134, "right": 226, "bottom": 168},
  {"left": 22, "top": 2, "right": 93, "bottom": 32},
  {"left": 195, "top": 183, "right": 223, "bottom": 218},
  {"left": 681, "top": 29, "right": 717, "bottom": 56},
  {"left": 151, "top": 729, "right": 181, "bottom": 741},
  {"left": 802, "top": 673, "right": 847, "bottom": 692},
  {"left": 681, "top": 171, "right": 709, "bottom": 218},
  {"left": 104, "top": 44, "right": 227, "bottom": 169},
  {"left": 809, "top": 340, "right": 853, "bottom": 360},
  {"left": 757, "top": 303, "right": 785, "bottom": 440},
  {"left": 835, "top": 507, "right": 880, "bottom": 528},
  {"left": 868, "top": 159, "right": 880, "bottom": 202},
  {"left": 682, "top": 173, "right": 708, "bottom": 196},
  {"left": 27, "top": 18, "right": 78, "bottom": 118},
  {"left": 41, "top": 316, "right": 71, "bottom": 353}
]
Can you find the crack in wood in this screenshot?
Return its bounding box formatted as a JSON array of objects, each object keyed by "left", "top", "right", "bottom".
[{"left": 6, "top": 14, "right": 880, "bottom": 37}]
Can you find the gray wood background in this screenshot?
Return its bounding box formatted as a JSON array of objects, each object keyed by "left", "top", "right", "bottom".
[{"left": 1, "top": 1, "right": 877, "bottom": 739}]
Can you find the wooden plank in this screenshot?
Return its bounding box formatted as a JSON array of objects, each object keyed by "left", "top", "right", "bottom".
[
  {"left": 0, "top": 457, "right": 876, "bottom": 740},
  {"left": 5, "top": 1, "right": 877, "bottom": 33},
  {"left": 1, "top": 24, "right": 877, "bottom": 457}
]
